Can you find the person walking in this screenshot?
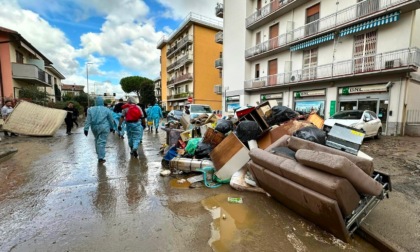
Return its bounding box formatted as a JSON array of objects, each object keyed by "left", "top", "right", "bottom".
[
  {"left": 64, "top": 102, "right": 76, "bottom": 135},
  {"left": 112, "top": 98, "right": 126, "bottom": 139},
  {"left": 184, "top": 105, "right": 190, "bottom": 115},
  {"left": 137, "top": 103, "right": 147, "bottom": 142},
  {"left": 149, "top": 102, "right": 163, "bottom": 133},
  {"left": 72, "top": 106, "right": 79, "bottom": 127},
  {"left": 84, "top": 97, "right": 114, "bottom": 163},
  {"left": 1, "top": 100, "right": 17, "bottom": 137},
  {"left": 146, "top": 104, "right": 153, "bottom": 132},
  {"left": 118, "top": 97, "right": 145, "bottom": 158}
]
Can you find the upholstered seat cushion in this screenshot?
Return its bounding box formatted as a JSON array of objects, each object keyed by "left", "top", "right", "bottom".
[
  {"left": 296, "top": 149, "right": 383, "bottom": 196},
  {"left": 249, "top": 148, "right": 360, "bottom": 217}
]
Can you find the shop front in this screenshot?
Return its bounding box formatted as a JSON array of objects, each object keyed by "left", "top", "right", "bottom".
[
  {"left": 293, "top": 89, "right": 326, "bottom": 118},
  {"left": 260, "top": 92, "right": 283, "bottom": 107},
  {"left": 226, "top": 95, "right": 240, "bottom": 113},
  {"left": 338, "top": 84, "right": 389, "bottom": 131}
]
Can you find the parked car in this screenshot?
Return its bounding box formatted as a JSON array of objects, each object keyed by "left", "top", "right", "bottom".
[
  {"left": 189, "top": 104, "right": 213, "bottom": 119},
  {"left": 167, "top": 110, "right": 183, "bottom": 121},
  {"left": 323, "top": 110, "right": 382, "bottom": 139}
]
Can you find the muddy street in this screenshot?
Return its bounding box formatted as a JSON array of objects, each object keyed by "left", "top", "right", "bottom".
[{"left": 0, "top": 127, "right": 414, "bottom": 251}]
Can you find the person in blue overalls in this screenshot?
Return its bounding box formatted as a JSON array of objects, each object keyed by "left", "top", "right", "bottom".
[{"left": 149, "top": 102, "right": 163, "bottom": 133}]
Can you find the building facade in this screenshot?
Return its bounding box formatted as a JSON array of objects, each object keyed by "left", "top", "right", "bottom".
[
  {"left": 154, "top": 77, "right": 162, "bottom": 106},
  {"left": 0, "top": 26, "right": 65, "bottom": 102},
  {"left": 61, "top": 84, "right": 85, "bottom": 96},
  {"left": 222, "top": 0, "right": 420, "bottom": 136},
  {"left": 157, "top": 13, "right": 223, "bottom": 112}
]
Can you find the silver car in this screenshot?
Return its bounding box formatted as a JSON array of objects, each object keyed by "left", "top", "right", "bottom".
[{"left": 323, "top": 110, "right": 382, "bottom": 139}]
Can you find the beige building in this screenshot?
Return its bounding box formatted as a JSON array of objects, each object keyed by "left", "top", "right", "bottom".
[
  {"left": 222, "top": 0, "right": 420, "bottom": 135},
  {"left": 157, "top": 13, "right": 223, "bottom": 112}
]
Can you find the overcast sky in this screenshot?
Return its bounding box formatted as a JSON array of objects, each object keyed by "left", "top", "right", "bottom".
[{"left": 0, "top": 0, "right": 222, "bottom": 98}]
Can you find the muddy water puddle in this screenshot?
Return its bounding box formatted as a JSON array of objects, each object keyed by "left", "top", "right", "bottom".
[
  {"left": 169, "top": 178, "right": 191, "bottom": 189},
  {"left": 202, "top": 193, "right": 255, "bottom": 251}
]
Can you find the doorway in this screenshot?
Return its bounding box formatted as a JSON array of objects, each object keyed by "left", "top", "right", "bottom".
[
  {"left": 269, "top": 23, "right": 279, "bottom": 50},
  {"left": 358, "top": 99, "right": 378, "bottom": 112}
]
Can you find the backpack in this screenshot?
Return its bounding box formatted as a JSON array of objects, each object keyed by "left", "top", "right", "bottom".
[{"left": 123, "top": 104, "right": 142, "bottom": 122}]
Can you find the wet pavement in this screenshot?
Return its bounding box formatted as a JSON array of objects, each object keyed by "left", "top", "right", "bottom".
[{"left": 0, "top": 126, "right": 380, "bottom": 252}]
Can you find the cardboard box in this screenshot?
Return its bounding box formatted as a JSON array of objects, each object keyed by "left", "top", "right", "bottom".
[
  {"left": 180, "top": 130, "right": 193, "bottom": 142},
  {"left": 180, "top": 115, "right": 191, "bottom": 130}
]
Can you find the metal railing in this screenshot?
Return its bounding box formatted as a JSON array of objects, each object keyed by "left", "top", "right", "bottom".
[
  {"left": 215, "top": 31, "right": 223, "bottom": 43},
  {"left": 167, "top": 73, "right": 193, "bottom": 85},
  {"left": 167, "top": 92, "right": 191, "bottom": 100},
  {"left": 167, "top": 54, "right": 193, "bottom": 72},
  {"left": 246, "top": 0, "right": 295, "bottom": 27},
  {"left": 166, "top": 35, "right": 193, "bottom": 58},
  {"left": 215, "top": 58, "right": 223, "bottom": 69},
  {"left": 406, "top": 110, "right": 420, "bottom": 125},
  {"left": 245, "top": 0, "right": 410, "bottom": 59},
  {"left": 245, "top": 47, "right": 420, "bottom": 88},
  {"left": 215, "top": 3, "right": 223, "bottom": 18}
]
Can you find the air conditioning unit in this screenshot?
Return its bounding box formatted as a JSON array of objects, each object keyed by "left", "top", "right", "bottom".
[
  {"left": 290, "top": 75, "right": 296, "bottom": 82},
  {"left": 385, "top": 59, "right": 401, "bottom": 69},
  {"left": 214, "top": 85, "right": 222, "bottom": 94}
]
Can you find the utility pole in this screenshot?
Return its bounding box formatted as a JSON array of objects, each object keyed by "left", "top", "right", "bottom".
[{"left": 86, "top": 62, "right": 92, "bottom": 107}]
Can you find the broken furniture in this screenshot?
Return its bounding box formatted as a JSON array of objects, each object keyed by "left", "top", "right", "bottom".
[{"left": 247, "top": 135, "right": 391, "bottom": 242}]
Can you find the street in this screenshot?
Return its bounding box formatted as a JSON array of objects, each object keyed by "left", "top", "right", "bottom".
[{"left": 0, "top": 126, "right": 419, "bottom": 251}]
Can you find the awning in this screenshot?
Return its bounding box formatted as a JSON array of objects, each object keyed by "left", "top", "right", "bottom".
[
  {"left": 290, "top": 33, "right": 335, "bottom": 52},
  {"left": 339, "top": 11, "right": 400, "bottom": 37}
]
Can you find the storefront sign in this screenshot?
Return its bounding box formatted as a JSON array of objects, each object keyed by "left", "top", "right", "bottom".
[
  {"left": 339, "top": 84, "right": 387, "bottom": 95},
  {"left": 261, "top": 93, "right": 283, "bottom": 100},
  {"left": 226, "top": 96, "right": 240, "bottom": 102},
  {"left": 330, "top": 100, "right": 336, "bottom": 117},
  {"left": 294, "top": 89, "right": 325, "bottom": 98}
]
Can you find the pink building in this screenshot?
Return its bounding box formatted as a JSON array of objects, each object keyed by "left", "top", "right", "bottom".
[{"left": 0, "top": 26, "right": 65, "bottom": 103}]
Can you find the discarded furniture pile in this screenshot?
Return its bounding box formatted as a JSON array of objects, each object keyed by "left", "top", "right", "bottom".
[{"left": 159, "top": 101, "right": 391, "bottom": 242}]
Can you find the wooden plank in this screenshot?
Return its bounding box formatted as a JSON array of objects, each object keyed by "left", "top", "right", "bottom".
[
  {"left": 210, "top": 133, "right": 244, "bottom": 171},
  {"left": 215, "top": 147, "right": 250, "bottom": 180}
]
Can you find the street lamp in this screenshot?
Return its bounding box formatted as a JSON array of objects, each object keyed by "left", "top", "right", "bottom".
[{"left": 86, "top": 62, "right": 93, "bottom": 107}]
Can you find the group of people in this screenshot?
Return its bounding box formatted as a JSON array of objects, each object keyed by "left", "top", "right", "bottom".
[
  {"left": 1, "top": 100, "right": 18, "bottom": 137},
  {"left": 77, "top": 97, "right": 163, "bottom": 163}
]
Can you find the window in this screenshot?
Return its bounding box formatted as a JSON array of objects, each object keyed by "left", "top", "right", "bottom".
[
  {"left": 255, "top": 64, "right": 260, "bottom": 78},
  {"left": 268, "top": 59, "right": 277, "bottom": 85},
  {"left": 16, "top": 50, "right": 24, "bottom": 63},
  {"left": 47, "top": 74, "right": 52, "bottom": 84},
  {"left": 256, "top": 32, "right": 261, "bottom": 45},
  {"left": 185, "top": 85, "right": 189, "bottom": 93},
  {"left": 303, "top": 48, "right": 318, "bottom": 80},
  {"left": 269, "top": 23, "right": 279, "bottom": 50},
  {"left": 354, "top": 31, "right": 377, "bottom": 73},
  {"left": 305, "top": 4, "right": 320, "bottom": 36},
  {"left": 54, "top": 77, "right": 57, "bottom": 85}
]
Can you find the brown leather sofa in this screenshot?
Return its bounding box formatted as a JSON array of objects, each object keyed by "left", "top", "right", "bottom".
[{"left": 248, "top": 135, "right": 385, "bottom": 242}]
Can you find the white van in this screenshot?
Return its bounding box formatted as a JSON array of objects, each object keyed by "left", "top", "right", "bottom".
[{"left": 189, "top": 104, "right": 213, "bottom": 119}]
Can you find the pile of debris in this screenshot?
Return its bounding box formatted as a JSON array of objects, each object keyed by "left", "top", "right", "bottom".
[{"left": 159, "top": 101, "right": 391, "bottom": 242}]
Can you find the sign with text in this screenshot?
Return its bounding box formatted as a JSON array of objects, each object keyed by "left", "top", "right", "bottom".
[
  {"left": 339, "top": 84, "right": 387, "bottom": 95},
  {"left": 261, "top": 93, "right": 283, "bottom": 100},
  {"left": 294, "top": 89, "right": 325, "bottom": 98}
]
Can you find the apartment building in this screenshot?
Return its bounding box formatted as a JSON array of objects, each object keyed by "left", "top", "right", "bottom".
[
  {"left": 154, "top": 77, "right": 162, "bottom": 105},
  {"left": 61, "top": 84, "right": 85, "bottom": 96},
  {"left": 222, "top": 0, "right": 420, "bottom": 136},
  {"left": 157, "top": 13, "right": 223, "bottom": 111},
  {"left": 0, "top": 26, "right": 65, "bottom": 102}
]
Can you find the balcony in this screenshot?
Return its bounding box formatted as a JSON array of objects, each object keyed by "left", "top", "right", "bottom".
[
  {"left": 215, "top": 3, "right": 223, "bottom": 18},
  {"left": 167, "top": 54, "right": 193, "bottom": 73},
  {"left": 245, "top": 0, "right": 420, "bottom": 61},
  {"left": 214, "top": 84, "right": 222, "bottom": 94},
  {"left": 167, "top": 73, "right": 193, "bottom": 86},
  {"left": 246, "top": 0, "right": 311, "bottom": 30},
  {"left": 215, "top": 31, "right": 223, "bottom": 44},
  {"left": 155, "top": 82, "right": 161, "bottom": 89},
  {"left": 215, "top": 58, "right": 223, "bottom": 69},
  {"left": 245, "top": 47, "right": 420, "bottom": 90},
  {"left": 167, "top": 92, "right": 192, "bottom": 101},
  {"left": 12, "top": 63, "right": 48, "bottom": 86},
  {"left": 166, "top": 35, "right": 193, "bottom": 59}
]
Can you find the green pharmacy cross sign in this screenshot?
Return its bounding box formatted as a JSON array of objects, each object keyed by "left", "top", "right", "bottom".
[{"left": 342, "top": 87, "right": 350, "bottom": 95}]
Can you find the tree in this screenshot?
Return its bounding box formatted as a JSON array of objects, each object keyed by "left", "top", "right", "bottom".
[
  {"left": 19, "top": 86, "right": 48, "bottom": 104},
  {"left": 72, "top": 92, "right": 94, "bottom": 108},
  {"left": 120, "top": 76, "right": 155, "bottom": 104},
  {"left": 54, "top": 84, "right": 61, "bottom": 101}
]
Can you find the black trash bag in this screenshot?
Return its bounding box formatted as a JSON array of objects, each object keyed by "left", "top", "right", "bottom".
[
  {"left": 215, "top": 119, "right": 233, "bottom": 134},
  {"left": 235, "top": 121, "right": 261, "bottom": 142},
  {"left": 293, "top": 126, "right": 326, "bottom": 145},
  {"left": 195, "top": 142, "right": 212, "bottom": 159},
  {"left": 266, "top": 106, "right": 299, "bottom": 126}
]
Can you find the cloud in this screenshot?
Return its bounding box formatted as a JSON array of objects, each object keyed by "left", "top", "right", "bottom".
[{"left": 157, "top": 0, "right": 223, "bottom": 20}]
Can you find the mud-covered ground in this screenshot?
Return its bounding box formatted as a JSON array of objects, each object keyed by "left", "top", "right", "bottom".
[{"left": 0, "top": 129, "right": 418, "bottom": 252}]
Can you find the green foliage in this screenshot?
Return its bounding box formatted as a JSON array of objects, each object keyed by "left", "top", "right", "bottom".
[
  {"left": 18, "top": 86, "right": 48, "bottom": 103},
  {"left": 104, "top": 99, "right": 112, "bottom": 105},
  {"left": 48, "top": 100, "right": 83, "bottom": 116},
  {"left": 140, "top": 82, "right": 156, "bottom": 105},
  {"left": 120, "top": 76, "right": 155, "bottom": 104},
  {"left": 54, "top": 84, "right": 61, "bottom": 101}
]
